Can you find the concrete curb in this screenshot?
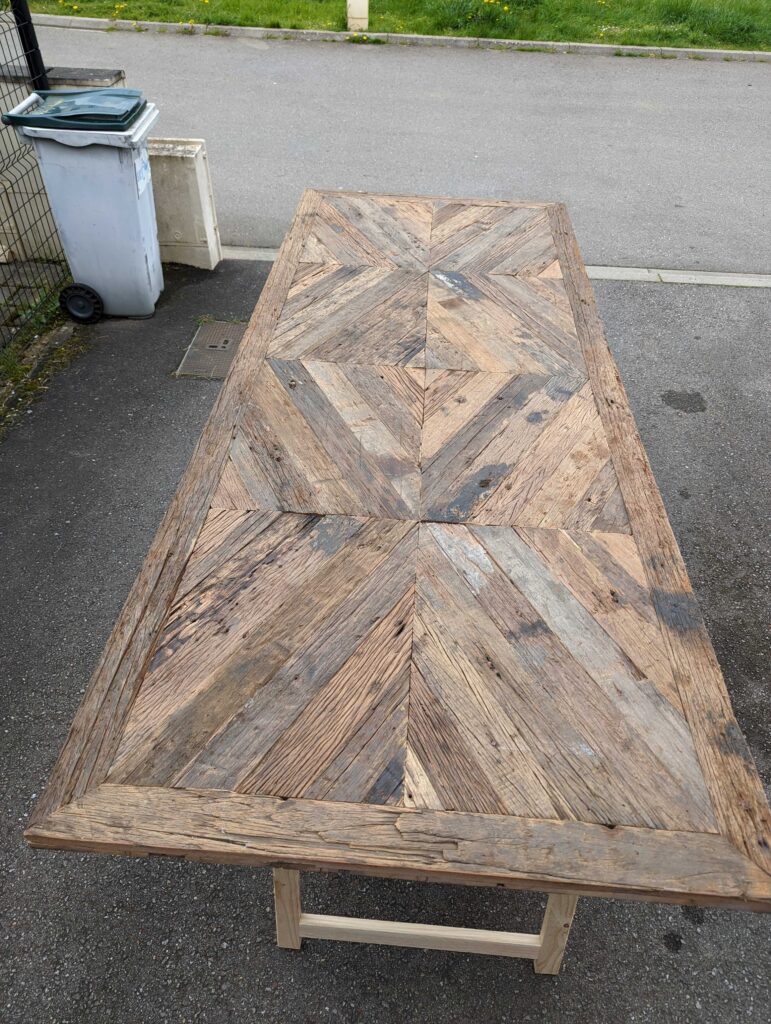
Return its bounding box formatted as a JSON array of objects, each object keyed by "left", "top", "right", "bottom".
[
  {"left": 221, "top": 247, "right": 771, "bottom": 287},
  {"left": 32, "top": 14, "right": 770, "bottom": 63}
]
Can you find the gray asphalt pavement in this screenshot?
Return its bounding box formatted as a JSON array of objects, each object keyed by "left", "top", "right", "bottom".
[
  {"left": 1, "top": 263, "right": 769, "bottom": 1023},
  {"left": 35, "top": 26, "right": 771, "bottom": 271}
]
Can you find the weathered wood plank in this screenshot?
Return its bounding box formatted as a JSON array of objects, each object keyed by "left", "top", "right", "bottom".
[
  {"left": 211, "top": 359, "right": 423, "bottom": 519},
  {"left": 416, "top": 523, "right": 715, "bottom": 831},
  {"left": 108, "top": 517, "right": 418, "bottom": 790},
  {"left": 26, "top": 786, "right": 771, "bottom": 911},
  {"left": 269, "top": 264, "right": 427, "bottom": 366},
  {"left": 549, "top": 203, "right": 771, "bottom": 876},
  {"left": 236, "top": 589, "right": 413, "bottom": 798},
  {"left": 301, "top": 194, "right": 433, "bottom": 269},
  {"left": 520, "top": 528, "right": 680, "bottom": 709},
  {"left": 430, "top": 206, "right": 555, "bottom": 275},
  {"left": 304, "top": 689, "right": 409, "bottom": 805},
  {"left": 408, "top": 662, "right": 509, "bottom": 817},
  {"left": 426, "top": 270, "right": 582, "bottom": 374},
  {"left": 321, "top": 191, "right": 551, "bottom": 208},
  {"left": 420, "top": 370, "right": 630, "bottom": 533},
  {"left": 172, "top": 508, "right": 284, "bottom": 602}
]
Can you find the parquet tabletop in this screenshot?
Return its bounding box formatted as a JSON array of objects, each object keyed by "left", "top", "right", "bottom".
[{"left": 27, "top": 191, "right": 771, "bottom": 912}]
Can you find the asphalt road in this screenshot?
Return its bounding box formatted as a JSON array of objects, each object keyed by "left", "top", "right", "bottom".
[
  {"left": 35, "top": 26, "right": 771, "bottom": 271},
  {"left": 1, "top": 263, "right": 769, "bottom": 1023}
]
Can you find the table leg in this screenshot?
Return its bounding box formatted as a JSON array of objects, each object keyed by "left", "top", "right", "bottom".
[
  {"left": 273, "top": 868, "right": 302, "bottom": 949},
  {"left": 271, "top": 872, "right": 576, "bottom": 974},
  {"left": 533, "top": 894, "right": 578, "bottom": 975}
]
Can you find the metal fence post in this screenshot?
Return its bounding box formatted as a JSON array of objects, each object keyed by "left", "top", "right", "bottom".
[
  {"left": 10, "top": 0, "right": 48, "bottom": 91},
  {"left": 0, "top": 1, "right": 66, "bottom": 350}
]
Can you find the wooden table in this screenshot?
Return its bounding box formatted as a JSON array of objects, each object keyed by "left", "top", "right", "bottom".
[{"left": 27, "top": 191, "right": 771, "bottom": 975}]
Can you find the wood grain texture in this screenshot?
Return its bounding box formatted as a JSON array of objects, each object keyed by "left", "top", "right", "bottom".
[
  {"left": 520, "top": 528, "right": 680, "bottom": 710},
  {"left": 211, "top": 359, "right": 424, "bottom": 519},
  {"left": 26, "top": 786, "right": 771, "bottom": 911},
  {"left": 26, "top": 190, "right": 771, "bottom": 912},
  {"left": 426, "top": 268, "right": 582, "bottom": 374},
  {"left": 420, "top": 369, "right": 630, "bottom": 531},
  {"left": 430, "top": 204, "right": 557, "bottom": 276},
  {"left": 534, "top": 895, "right": 578, "bottom": 974},
  {"left": 273, "top": 868, "right": 302, "bottom": 948},
  {"left": 410, "top": 522, "right": 714, "bottom": 831},
  {"left": 269, "top": 263, "right": 427, "bottom": 367},
  {"left": 301, "top": 194, "right": 432, "bottom": 270},
  {"left": 108, "top": 513, "right": 417, "bottom": 798},
  {"left": 548, "top": 203, "right": 771, "bottom": 876},
  {"left": 298, "top": 914, "right": 542, "bottom": 958}
]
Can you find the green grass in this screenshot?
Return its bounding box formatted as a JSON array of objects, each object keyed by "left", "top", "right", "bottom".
[{"left": 31, "top": 0, "right": 771, "bottom": 50}]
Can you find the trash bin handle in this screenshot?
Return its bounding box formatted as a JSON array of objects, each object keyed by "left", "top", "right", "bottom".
[{"left": 2, "top": 92, "right": 40, "bottom": 122}]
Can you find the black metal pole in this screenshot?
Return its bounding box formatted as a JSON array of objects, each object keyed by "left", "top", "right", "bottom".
[{"left": 10, "top": 0, "right": 49, "bottom": 91}]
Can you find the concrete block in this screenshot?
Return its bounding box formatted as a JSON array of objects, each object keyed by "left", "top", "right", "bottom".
[
  {"left": 148, "top": 138, "right": 221, "bottom": 270},
  {"left": 347, "top": 0, "right": 368, "bottom": 32}
]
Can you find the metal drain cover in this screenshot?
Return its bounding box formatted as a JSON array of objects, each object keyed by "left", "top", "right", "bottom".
[{"left": 175, "top": 320, "right": 246, "bottom": 379}]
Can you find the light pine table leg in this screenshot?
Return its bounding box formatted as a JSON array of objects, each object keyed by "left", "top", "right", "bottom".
[
  {"left": 273, "top": 868, "right": 302, "bottom": 949},
  {"left": 272, "top": 872, "right": 577, "bottom": 974},
  {"left": 533, "top": 894, "right": 578, "bottom": 975}
]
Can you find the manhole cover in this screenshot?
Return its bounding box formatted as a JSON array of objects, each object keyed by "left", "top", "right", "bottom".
[{"left": 176, "top": 320, "right": 246, "bottom": 379}]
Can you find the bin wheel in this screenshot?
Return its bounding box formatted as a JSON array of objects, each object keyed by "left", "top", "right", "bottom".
[{"left": 60, "top": 283, "right": 104, "bottom": 324}]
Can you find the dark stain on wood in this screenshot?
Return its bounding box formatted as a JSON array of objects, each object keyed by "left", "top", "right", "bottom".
[{"left": 651, "top": 588, "right": 703, "bottom": 633}]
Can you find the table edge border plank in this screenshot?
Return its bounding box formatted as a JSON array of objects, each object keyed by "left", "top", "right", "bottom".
[
  {"left": 315, "top": 190, "right": 554, "bottom": 208},
  {"left": 547, "top": 202, "right": 771, "bottom": 878},
  {"left": 24, "top": 785, "right": 771, "bottom": 912}
]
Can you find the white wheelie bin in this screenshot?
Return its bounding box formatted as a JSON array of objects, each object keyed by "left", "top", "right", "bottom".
[{"left": 3, "top": 88, "right": 163, "bottom": 322}]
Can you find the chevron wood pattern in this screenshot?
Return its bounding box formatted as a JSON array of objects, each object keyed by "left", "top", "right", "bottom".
[
  {"left": 421, "top": 369, "right": 630, "bottom": 530},
  {"left": 269, "top": 263, "right": 427, "bottom": 366},
  {"left": 211, "top": 358, "right": 424, "bottom": 519},
  {"left": 300, "top": 193, "right": 433, "bottom": 269},
  {"left": 109, "top": 511, "right": 416, "bottom": 800},
  {"left": 430, "top": 203, "right": 557, "bottom": 276},
  {"left": 427, "top": 268, "right": 582, "bottom": 373},
  {"left": 27, "top": 191, "right": 771, "bottom": 919},
  {"left": 410, "top": 522, "right": 712, "bottom": 829}
]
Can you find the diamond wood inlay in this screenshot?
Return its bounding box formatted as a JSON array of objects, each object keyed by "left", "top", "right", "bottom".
[{"left": 27, "top": 191, "right": 771, "bottom": 917}]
